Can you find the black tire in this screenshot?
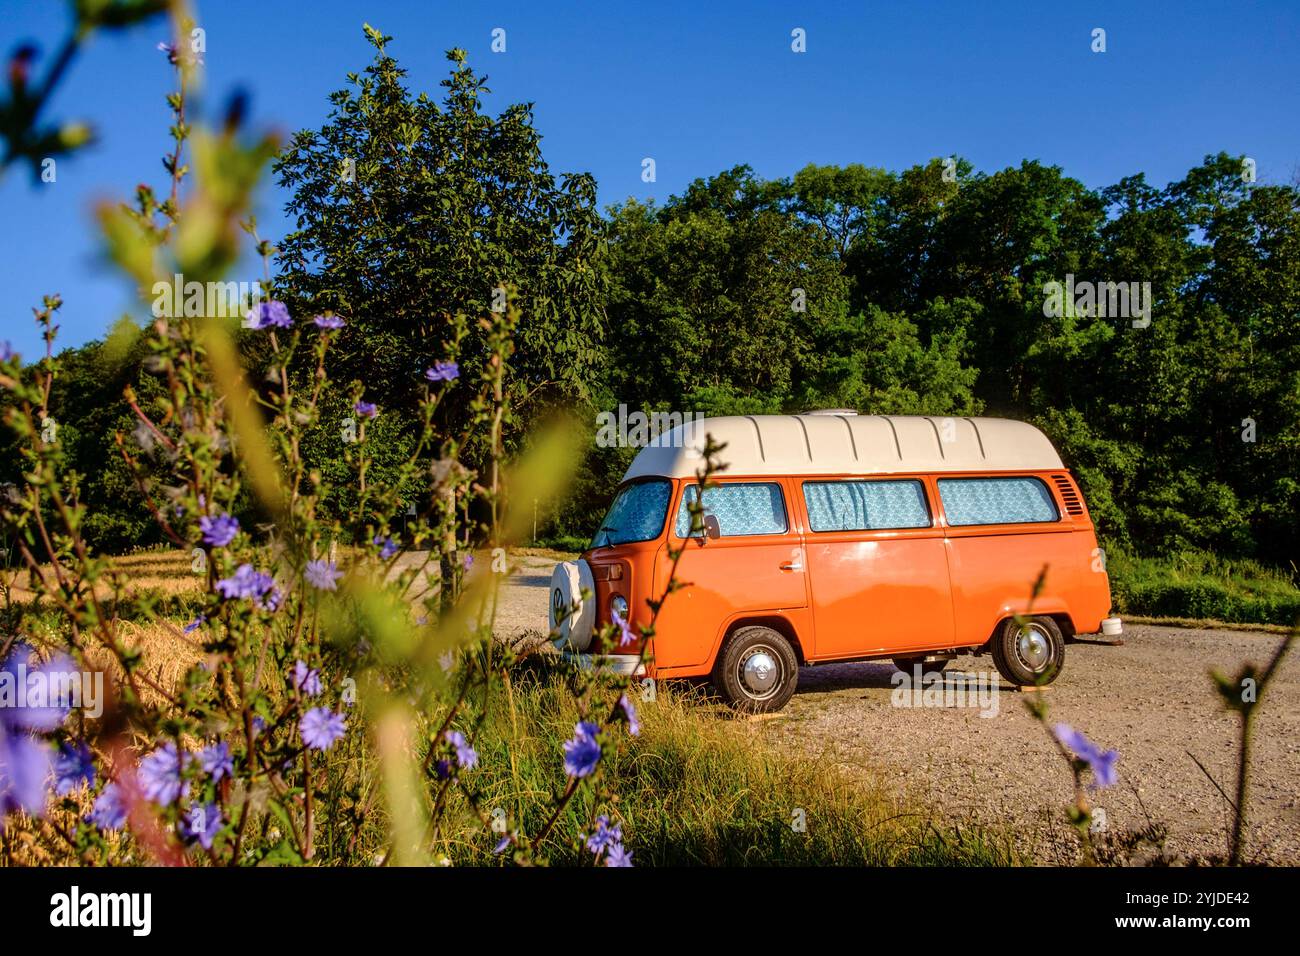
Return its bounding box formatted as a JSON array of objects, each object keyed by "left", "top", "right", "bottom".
[
  {"left": 892, "top": 656, "right": 949, "bottom": 678},
  {"left": 713, "top": 625, "right": 799, "bottom": 713},
  {"left": 991, "top": 616, "right": 1065, "bottom": 686}
]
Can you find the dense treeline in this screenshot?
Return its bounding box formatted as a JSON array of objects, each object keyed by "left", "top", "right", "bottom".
[
  {"left": 3, "top": 37, "right": 1297, "bottom": 573},
  {"left": 595, "top": 153, "right": 1300, "bottom": 566}
]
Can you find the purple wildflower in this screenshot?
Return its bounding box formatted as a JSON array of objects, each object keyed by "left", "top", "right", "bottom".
[
  {"left": 300, "top": 708, "right": 346, "bottom": 751},
  {"left": 424, "top": 361, "right": 459, "bottom": 383},
  {"left": 562, "top": 721, "right": 601, "bottom": 778},
  {"left": 373, "top": 535, "right": 397, "bottom": 560},
  {"left": 246, "top": 300, "right": 292, "bottom": 329},
  {"left": 463, "top": 553, "right": 474, "bottom": 571},
  {"left": 312, "top": 314, "right": 345, "bottom": 330},
  {"left": 493, "top": 836, "right": 511, "bottom": 854},
  {"left": 138, "top": 742, "right": 188, "bottom": 805},
  {"left": 1054, "top": 723, "right": 1120, "bottom": 790},
  {"left": 0, "top": 725, "right": 52, "bottom": 817},
  {"left": 0, "top": 644, "right": 75, "bottom": 732},
  {"left": 304, "top": 559, "right": 342, "bottom": 592},
  {"left": 611, "top": 608, "right": 636, "bottom": 648},
  {"left": 617, "top": 694, "right": 640, "bottom": 737},
  {"left": 198, "top": 741, "right": 233, "bottom": 783},
  {"left": 433, "top": 758, "right": 453, "bottom": 781},
  {"left": 183, "top": 615, "right": 204, "bottom": 634},
  {"left": 446, "top": 730, "right": 478, "bottom": 770},
  {"left": 354, "top": 400, "right": 378, "bottom": 419},
  {"left": 53, "top": 741, "right": 95, "bottom": 795},
  {"left": 585, "top": 815, "right": 623, "bottom": 856},
  {"left": 215, "top": 563, "right": 275, "bottom": 602},
  {"left": 258, "top": 585, "right": 284, "bottom": 613},
  {"left": 180, "top": 802, "right": 222, "bottom": 849},
  {"left": 292, "top": 660, "right": 322, "bottom": 698},
  {"left": 88, "top": 782, "right": 127, "bottom": 831},
  {"left": 0, "top": 341, "right": 14, "bottom": 362},
  {"left": 605, "top": 842, "right": 634, "bottom": 867},
  {"left": 199, "top": 512, "right": 239, "bottom": 548}
]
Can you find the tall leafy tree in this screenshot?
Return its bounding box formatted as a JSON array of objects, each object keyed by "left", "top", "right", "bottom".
[
  {"left": 274, "top": 26, "right": 608, "bottom": 432},
  {"left": 764, "top": 162, "right": 893, "bottom": 259}
]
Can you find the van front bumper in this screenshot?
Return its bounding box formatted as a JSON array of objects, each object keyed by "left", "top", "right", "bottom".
[{"left": 560, "top": 653, "right": 646, "bottom": 677}]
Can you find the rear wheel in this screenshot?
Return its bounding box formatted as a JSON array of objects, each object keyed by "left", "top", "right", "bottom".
[
  {"left": 991, "top": 616, "right": 1065, "bottom": 686},
  {"left": 713, "top": 626, "right": 798, "bottom": 713}
]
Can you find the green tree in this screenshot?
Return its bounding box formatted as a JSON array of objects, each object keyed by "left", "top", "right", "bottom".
[
  {"left": 765, "top": 162, "right": 893, "bottom": 259},
  {"left": 274, "top": 27, "right": 608, "bottom": 437},
  {"left": 604, "top": 166, "right": 848, "bottom": 412}
]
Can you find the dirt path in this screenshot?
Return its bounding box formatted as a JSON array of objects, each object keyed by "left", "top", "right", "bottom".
[{"left": 494, "top": 554, "right": 1300, "bottom": 864}]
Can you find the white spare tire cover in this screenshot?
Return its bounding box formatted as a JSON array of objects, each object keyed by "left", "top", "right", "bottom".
[{"left": 549, "top": 559, "right": 596, "bottom": 651}]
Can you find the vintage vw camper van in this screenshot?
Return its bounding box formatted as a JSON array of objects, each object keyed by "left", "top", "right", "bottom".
[{"left": 548, "top": 414, "right": 1121, "bottom": 712}]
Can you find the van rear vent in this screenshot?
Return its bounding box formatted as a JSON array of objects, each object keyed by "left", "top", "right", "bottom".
[{"left": 1052, "top": 475, "right": 1084, "bottom": 516}]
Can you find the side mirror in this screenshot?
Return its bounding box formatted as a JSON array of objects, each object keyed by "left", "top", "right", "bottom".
[{"left": 703, "top": 514, "right": 721, "bottom": 540}]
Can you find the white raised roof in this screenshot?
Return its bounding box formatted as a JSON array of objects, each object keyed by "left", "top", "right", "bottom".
[{"left": 621, "top": 414, "right": 1064, "bottom": 480}]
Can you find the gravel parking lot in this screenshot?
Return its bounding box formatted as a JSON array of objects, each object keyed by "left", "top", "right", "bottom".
[
  {"left": 767, "top": 625, "right": 1300, "bottom": 865},
  {"left": 498, "top": 553, "right": 1300, "bottom": 864}
]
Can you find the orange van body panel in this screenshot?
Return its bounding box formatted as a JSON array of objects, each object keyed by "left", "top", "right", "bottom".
[
  {"left": 584, "top": 549, "right": 657, "bottom": 660},
  {"left": 584, "top": 470, "right": 1112, "bottom": 680},
  {"left": 649, "top": 477, "right": 812, "bottom": 671},
  {"left": 790, "top": 472, "right": 956, "bottom": 661},
  {"left": 933, "top": 471, "right": 1111, "bottom": 644}
]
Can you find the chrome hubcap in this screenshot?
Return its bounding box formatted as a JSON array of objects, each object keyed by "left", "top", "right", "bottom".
[
  {"left": 739, "top": 647, "right": 781, "bottom": 698},
  {"left": 1017, "top": 624, "right": 1052, "bottom": 671}
]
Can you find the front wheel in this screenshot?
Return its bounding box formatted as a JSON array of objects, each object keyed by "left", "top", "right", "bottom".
[
  {"left": 991, "top": 616, "right": 1065, "bottom": 686},
  {"left": 713, "top": 626, "right": 799, "bottom": 713}
]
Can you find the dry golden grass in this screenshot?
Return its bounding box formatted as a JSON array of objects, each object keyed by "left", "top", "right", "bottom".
[
  {"left": 95, "top": 619, "right": 207, "bottom": 702},
  {"left": 2, "top": 547, "right": 204, "bottom": 605},
  {"left": 3, "top": 544, "right": 435, "bottom": 604},
  {"left": 0, "top": 542, "right": 553, "bottom": 607}
]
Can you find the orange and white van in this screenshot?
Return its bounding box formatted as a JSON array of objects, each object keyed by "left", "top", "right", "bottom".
[{"left": 549, "top": 413, "right": 1121, "bottom": 712}]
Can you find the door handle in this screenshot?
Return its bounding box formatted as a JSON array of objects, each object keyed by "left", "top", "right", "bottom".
[{"left": 779, "top": 561, "right": 803, "bottom": 571}]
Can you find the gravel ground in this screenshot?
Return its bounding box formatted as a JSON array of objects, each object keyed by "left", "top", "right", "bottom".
[
  {"left": 766, "top": 627, "right": 1300, "bottom": 865},
  {"left": 496, "top": 552, "right": 1300, "bottom": 865}
]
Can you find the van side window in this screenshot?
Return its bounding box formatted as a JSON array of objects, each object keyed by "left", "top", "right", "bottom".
[
  {"left": 937, "top": 476, "right": 1060, "bottom": 526},
  {"left": 802, "top": 480, "right": 930, "bottom": 531},
  {"left": 675, "top": 483, "right": 788, "bottom": 537}
]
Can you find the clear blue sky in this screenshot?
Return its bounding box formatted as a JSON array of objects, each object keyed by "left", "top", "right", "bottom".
[{"left": 2, "top": 0, "right": 1297, "bottom": 356}]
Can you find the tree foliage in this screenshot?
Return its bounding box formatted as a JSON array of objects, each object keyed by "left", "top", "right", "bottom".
[{"left": 274, "top": 29, "right": 608, "bottom": 434}]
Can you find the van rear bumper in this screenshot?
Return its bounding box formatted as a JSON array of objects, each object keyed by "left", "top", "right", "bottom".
[{"left": 561, "top": 653, "right": 646, "bottom": 677}]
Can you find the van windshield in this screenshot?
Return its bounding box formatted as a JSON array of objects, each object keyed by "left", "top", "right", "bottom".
[{"left": 591, "top": 480, "right": 671, "bottom": 548}]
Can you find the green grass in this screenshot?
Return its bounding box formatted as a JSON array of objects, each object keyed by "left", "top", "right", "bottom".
[
  {"left": 437, "top": 663, "right": 1018, "bottom": 866},
  {"left": 1107, "top": 548, "right": 1300, "bottom": 627},
  {"left": 529, "top": 533, "right": 590, "bottom": 554}
]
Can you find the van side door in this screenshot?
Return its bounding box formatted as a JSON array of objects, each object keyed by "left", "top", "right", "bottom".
[
  {"left": 652, "top": 478, "right": 811, "bottom": 669},
  {"left": 797, "top": 476, "right": 956, "bottom": 660}
]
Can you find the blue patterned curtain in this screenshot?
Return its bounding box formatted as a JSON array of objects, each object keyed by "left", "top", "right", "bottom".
[
  {"left": 676, "top": 483, "right": 788, "bottom": 537},
  {"left": 937, "top": 477, "right": 1059, "bottom": 526},
  {"left": 802, "top": 480, "right": 930, "bottom": 531},
  {"left": 596, "top": 480, "right": 671, "bottom": 545}
]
